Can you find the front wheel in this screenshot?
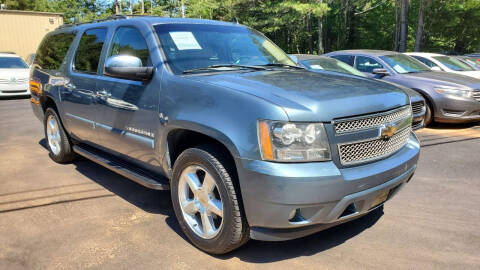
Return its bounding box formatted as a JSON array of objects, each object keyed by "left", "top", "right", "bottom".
[
  {"left": 171, "top": 147, "right": 249, "bottom": 254},
  {"left": 424, "top": 101, "right": 433, "bottom": 126}
]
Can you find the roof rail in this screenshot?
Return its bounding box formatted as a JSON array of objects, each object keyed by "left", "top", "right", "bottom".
[
  {"left": 57, "top": 14, "right": 129, "bottom": 29},
  {"left": 0, "top": 51, "right": 16, "bottom": 54}
]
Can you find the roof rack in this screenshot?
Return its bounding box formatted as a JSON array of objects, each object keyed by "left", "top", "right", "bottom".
[{"left": 57, "top": 14, "right": 129, "bottom": 29}]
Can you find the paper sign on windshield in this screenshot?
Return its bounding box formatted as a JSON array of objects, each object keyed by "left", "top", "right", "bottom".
[{"left": 169, "top": 32, "right": 202, "bottom": 50}]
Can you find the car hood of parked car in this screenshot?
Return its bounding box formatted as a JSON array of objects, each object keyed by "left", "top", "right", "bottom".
[
  {"left": 187, "top": 69, "right": 409, "bottom": 121},
  {"left": 403, "top": 71, "right": 480, "bottom": 89},
  {"left": 0, "top": 68, "right": 29, "bottom": 82}
]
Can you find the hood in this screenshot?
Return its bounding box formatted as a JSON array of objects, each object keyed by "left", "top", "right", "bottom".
[
  {"left": 187, "top": 70, "right": 409, "bottom": 121},
  {"left": 404, "top": 71, "right": 480, "bottom": 89},
  {"left": 0, "top": 68, "right": 29, "bottom": 80}
]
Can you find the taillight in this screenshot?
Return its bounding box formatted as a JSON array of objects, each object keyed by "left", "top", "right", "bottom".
[
  {"left": 29, "top": 79, "right": 42, "bottom": 105},
  {"left": 29, "top": 79, "right": 42, "bottom": 95}
]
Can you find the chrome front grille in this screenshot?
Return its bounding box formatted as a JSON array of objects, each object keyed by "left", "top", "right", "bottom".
[
  {"left": 334, "top": 106, "right": 412, "bottom": 166},
  {"left": 339, "top": 126, "right": 411, "bottom": 165},
  {"left": 473, "top": 89, "right": 480, "bottom": 102},
  {"left": 411, "top": 101, "right": 425, "bottom": 115},
  {"left": 334, "top": 106, "right": 411, "bottom": 134},
  {"left": 0, "top": 78, "right": 28, "bottom": 84}
]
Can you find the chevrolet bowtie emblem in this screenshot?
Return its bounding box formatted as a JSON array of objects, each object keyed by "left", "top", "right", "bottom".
[{"left": 380, "top": 123, "right": 397, "bottom": 140}]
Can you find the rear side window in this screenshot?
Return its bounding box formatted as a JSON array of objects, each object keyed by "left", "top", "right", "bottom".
[
  {"left": 108, "top": 27, "right": 150, "bottom": 66},
  {"left": 34, "top": 32, "right": 75, "bottom": 71},
  {"left": 74, "top": 28, "right": 107, "bottom": 73},
  {"left": 330, "top": 55, "right": 354, "bottom": 66}
]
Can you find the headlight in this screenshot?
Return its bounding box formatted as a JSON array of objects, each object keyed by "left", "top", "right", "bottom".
[
  {"left": 434, "top": 86, "right": 472, "bottom": 98},
  {"left": 258, "top": 120, "right": 331, "bottom": 162}
]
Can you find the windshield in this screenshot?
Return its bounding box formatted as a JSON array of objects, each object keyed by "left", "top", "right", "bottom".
[
  {"left": 154, "top": 24, "right": 296, "bottom": 74},
  {"left": 301, "top": 58, "right": 365, "bottom": 77},
  {"left": 433, "top": 56, "right": 475, "bottom": 71},
  {"left": 0, "top": 57, "right": 28, "bottom": 69},
  {"left": 380, "top": 54, "right": 431, "bottom": 74},
  {"left": 461, "top": 57, "right": 480, "bottom": 68}
]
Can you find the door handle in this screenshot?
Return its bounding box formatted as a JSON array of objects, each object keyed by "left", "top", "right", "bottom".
[{"left": 96, "top": 89, "right": 111, "bottom": 98}]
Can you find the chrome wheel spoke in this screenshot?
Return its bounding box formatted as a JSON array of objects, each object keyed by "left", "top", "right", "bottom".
[
  {"left": 207, "top": 198, "right": 223, "bottom": 218},
  {"left": 185, "top": 172, "right": 201, "bottom": 194},
  {"left": 46, "top": 115, "right": 61, "bottom": 155},
  {"left": 182, "top": 200, "right": 198, "bottom": 215},
  {"left": 178, "top": 164, "right": 224, "bottom": 239},
  {"left": 202, "top": 174, "right": 216, "bottom": 194},
  {"left": 200, "top": 211, "right": 215, "bottom": 235}
]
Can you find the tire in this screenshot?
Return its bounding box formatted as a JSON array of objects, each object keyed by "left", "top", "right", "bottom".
[
  {"left": 44, "top": 107, "right": 76, "bottom": 163},
  {"left": 424, "top": 101, "right": 433, "bottom": 126},
  {"left": 171, "top": 146, "right": 249, "bottom": 254}
]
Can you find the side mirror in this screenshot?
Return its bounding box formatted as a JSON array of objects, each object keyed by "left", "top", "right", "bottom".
[
  {"left": 372, "top": 68, "right": 390, "bottom": 77},
  {"left": 431, "top": 66, "right": 442, "bottom": 71},
  {"left": 104, "top": 55, "right": 154, "bottom": 81}
]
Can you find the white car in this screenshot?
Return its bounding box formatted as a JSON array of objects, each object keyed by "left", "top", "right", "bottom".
[
  {"left": 0, "top": 53, "right": 30, "bottom": 97},
  {"left": 406, "top": 52, "right": 480, "bottom": 79}
]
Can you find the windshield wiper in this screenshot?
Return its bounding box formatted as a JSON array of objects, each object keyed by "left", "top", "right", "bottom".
[
  {"left": 183, "top": 64, "right": 267, "bottom": 74},
  {"left": 260, "top": 63, "right": 305, "bottom": 70}
]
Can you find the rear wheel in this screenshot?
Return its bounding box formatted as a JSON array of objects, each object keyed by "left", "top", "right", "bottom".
[
  {"left": 171, "top": 147, "right": 249, "bottom": 254},
  {"left": 44, "top": 108, "right": 75, "bottom": 163}
]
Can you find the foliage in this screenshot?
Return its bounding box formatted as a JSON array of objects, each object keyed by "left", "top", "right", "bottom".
[{"left": 1, "top": 0, "right": 479, "bottom": 54}]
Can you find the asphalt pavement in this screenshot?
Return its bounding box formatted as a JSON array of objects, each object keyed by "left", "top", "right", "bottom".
[{"left": 1, "top": 97, "right": 479, "bottom": 269}]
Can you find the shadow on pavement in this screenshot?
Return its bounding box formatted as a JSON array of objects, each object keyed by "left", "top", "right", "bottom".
[
  {"left": 0, "top": 96, "right": 30, "bottom": 100},
  {"left": 217, "top": 207, "right": 383, "bottom": 263},
  {"left": 427, "top": 122, "right": 479, "bottom": 130},
  {"left": 38, "top": 138, "right": 384, "bottom": 261},
  {"left": 38, "top": 139, "right": 173, "bottom": 216}
]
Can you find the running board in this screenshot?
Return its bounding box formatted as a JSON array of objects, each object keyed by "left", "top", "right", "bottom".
[{"left": 73, "top": 145, "right": 170, "bottom": 190}]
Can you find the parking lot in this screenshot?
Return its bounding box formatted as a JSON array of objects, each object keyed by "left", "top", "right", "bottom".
[{"left": 1, "top": 97, "right": 479, "bottom": 269}]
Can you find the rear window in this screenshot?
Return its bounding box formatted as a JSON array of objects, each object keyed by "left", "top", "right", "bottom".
[
  {"left": 0, "top": 57, "right": 28, "bottom": 69},
  {"left": 34, "top": 32, "right": 76, "bottom": 71},
  {"left": 74, "top": 28, "right": 107, "bottom": 73}
]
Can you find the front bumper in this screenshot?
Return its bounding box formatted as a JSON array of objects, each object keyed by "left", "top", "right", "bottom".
[
  {"left": 236, "top": 133, "right": 420, "bottom": 241},
  {"left": 0, "top": 83, "right": 30, "bottom": 96},
  {"left": 433, "top": 94, "right": 480, "bottom": 123}
]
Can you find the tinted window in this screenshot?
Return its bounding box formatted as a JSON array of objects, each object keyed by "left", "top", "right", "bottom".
[
  {"left": 108, "top": 27, "right": 150, "bottom": 66},
  {"left": 380, "top": 54, "right": 431, "bottom": 74},
  {"left": 34, "top": 32, "right": 75, "bottom": 70},
  {"left": 355, "top": 56, "right": 384, "bottom": 73},
  {"left": 74, "top": 28, "right": 107, "bottom": 73},
  {"left": 330, "top": 55, "right": 354, "bottom": 66},
  {"left": 0, "top": 57, "right": 28, "bottom": 68},
  {"left": 154, "top": 24, "right": 295, "bottom": 74},
  {"left": 432, "top": 56, "right": 475, "bottom": 71},
  {"left": 412, "top": 56, "right": 438, "bottom": 68}
]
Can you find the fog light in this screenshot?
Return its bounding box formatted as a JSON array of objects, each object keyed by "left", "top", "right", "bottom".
[{"left": 288, "top": 209, "right": 296, "bottom": 220}]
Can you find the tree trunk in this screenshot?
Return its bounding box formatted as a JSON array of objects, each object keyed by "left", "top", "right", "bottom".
[
  {"left": 308, "top": 13, "right": 313, "bottom": 54},
  {"left": 414, "top": 0, "right": 425, "bottom": 51},
  {"left": 317, "top": 0, "right": 323, "bottom": 54},
  {"left": 394, "top": 0, "right": 400, "bottom": 51},
  {"left": 399, "top": 0, "right": 409, "bottom": 52},
  {"left": 318, "top": 16, "right": 323, "bottom": 54}
]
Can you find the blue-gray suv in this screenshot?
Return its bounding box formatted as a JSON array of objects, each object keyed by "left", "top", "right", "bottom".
[{"left": 30, "top": 16, "right": 419, "bottom": 254}]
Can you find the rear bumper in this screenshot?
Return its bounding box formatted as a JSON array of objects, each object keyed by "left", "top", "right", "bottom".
[{"left": 236, "top": 133, "right": 420, "bottom": 241}]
